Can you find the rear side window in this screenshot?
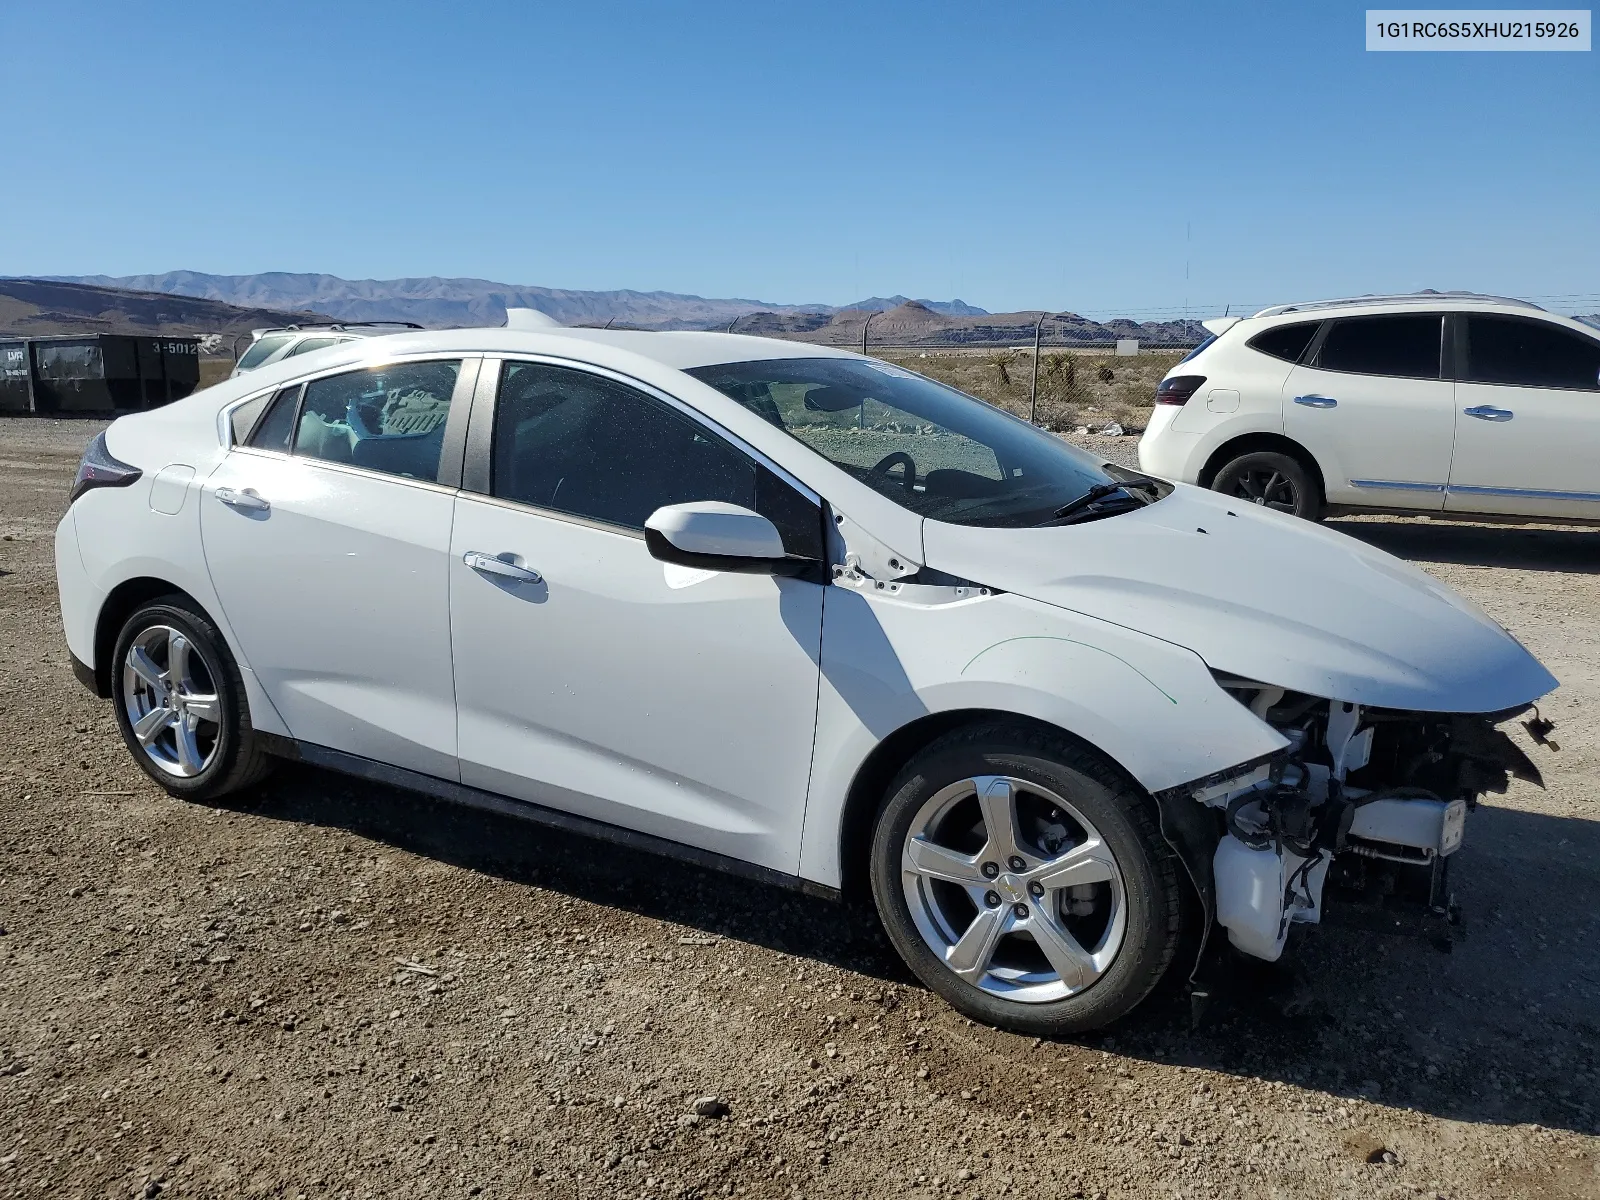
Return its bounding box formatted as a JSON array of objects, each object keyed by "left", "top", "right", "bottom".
[
  {"left": 1464, "top": 316, "right": 1600, "bottom": 391},
  {"left": 491, "top": 361, "right": 823, "bottom": 558},
  {"left": 236, "top": 333, "right": 295, "bottom": 371},
  {"left": 1315, "top": 315, "right": 1442, "bottom": 379},
  {"left": 245, "top": 384, "right": 302, "bottom": 451},
  {"left": 1248, "top": 321, "right": 1320, "bottom": 364},
  {"left": 294, "top": 360, "right": 461, "bottom": 481}
]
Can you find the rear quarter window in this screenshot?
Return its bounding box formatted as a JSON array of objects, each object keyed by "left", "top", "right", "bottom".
[{"left": 1247, "top": 321, "right": 1321, "bottom": 364}]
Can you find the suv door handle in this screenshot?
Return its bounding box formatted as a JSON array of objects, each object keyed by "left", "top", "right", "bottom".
[
  {"left": 1464, "top": 405, "right": 1514, "bottom": 422},
  {"left": 215, "top": 486, "right": 270, "bottom": 512},
  {"left": 463, "top": 551, "right": 543, "bottom": 584},
  {"left": 1293, "top": 395, "right": 1337, "bottom": 409}
]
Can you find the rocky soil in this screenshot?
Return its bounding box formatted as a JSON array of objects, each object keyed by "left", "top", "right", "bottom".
[{"left": 1, "top": 419, "right": 1596, "bottom": 1200}]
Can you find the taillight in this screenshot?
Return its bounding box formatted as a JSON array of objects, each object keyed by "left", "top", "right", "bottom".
[
  {"left": 69, "top": 432, "right": 141, "bottom": 504},
  {"left": 1155, "top": 375, "right": 1206, "bottom": 406}
]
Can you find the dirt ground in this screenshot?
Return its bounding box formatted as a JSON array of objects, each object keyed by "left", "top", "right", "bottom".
[{"left": 1, "top": 418, "right": 1596, "bottom": 1200}]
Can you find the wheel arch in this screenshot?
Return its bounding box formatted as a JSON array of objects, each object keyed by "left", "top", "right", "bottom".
[
  {"left": 90, "top": 577, "right": 207, "bottom": 698},
  {"left": 834, "top": 708, "right": 1156, "bottom": 904},
  {"left": 1198, "top": 432, "right": 1327, "bottom": 503}
]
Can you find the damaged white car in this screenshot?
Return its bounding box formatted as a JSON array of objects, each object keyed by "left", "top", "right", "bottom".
[{"left": 55, "top": 326, "right": 1558, "bottom": 1033}]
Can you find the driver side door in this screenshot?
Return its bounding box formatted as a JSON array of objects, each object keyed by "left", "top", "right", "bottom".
[{"left": 448, "top": 359, "right": 829, "bottom": 872}]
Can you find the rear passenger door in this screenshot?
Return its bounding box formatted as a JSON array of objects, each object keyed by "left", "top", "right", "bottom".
[
  {"left": 1281, "top": 313, "right": 1453, "bottom": 510},
  {"left": 447, "top": 358, "right": 827, "bottom": 873},
  {"left": 1445, "top": 314, "right": 1600, "bottom": 520},
  {"left": 201, "top": 356, "right": 477, "bottom": 779}
]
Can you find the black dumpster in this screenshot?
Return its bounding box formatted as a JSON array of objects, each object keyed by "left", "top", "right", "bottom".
[
  {"left": 0, "top": 339, "right": 30, "bottom": 413},
  {"left": 0, "top": 334, "right": 201, "bottom": 414}
]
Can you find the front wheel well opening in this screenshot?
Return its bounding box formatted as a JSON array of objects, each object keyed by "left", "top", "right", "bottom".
[
  {"left": 1198, "top": 433, "right": 1325, "bottom": 502},
  {"left": 92, "top": 578, "right": 204, "bottom": 697},
  {"left": 835, "top": 709, "right": 1157, "bottom": 905}
]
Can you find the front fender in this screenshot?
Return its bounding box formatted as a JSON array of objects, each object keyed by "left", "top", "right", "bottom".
[{"left": 796, "top": 585, "right": 1286, "bottom": 889}]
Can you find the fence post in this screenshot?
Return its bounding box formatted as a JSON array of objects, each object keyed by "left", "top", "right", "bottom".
[
  {"left": 1029, "top": 312, "right": 1048, "bottom": 424},
  {"left": 861, "top": 309, "right": 882, "bottom": 357}
]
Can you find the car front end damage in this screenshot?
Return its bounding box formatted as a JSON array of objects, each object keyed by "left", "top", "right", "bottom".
[{"left": 1155, "top": 679, "right": 1556, "bottom": 973}]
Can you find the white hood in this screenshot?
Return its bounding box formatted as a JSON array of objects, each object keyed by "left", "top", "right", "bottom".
[{"left": 922, "top": 485, "right": 1557, "bottom": 714}]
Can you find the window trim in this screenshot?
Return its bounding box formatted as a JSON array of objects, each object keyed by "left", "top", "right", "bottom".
[
  {"left": 1454, "top": 311, "right": 1600, "bottom": 393},
  {"left": 460, "top": 353, "right": 823, "bottom": 538},
  {"left": 221, "top": 352, "right": 480, "bottom": 490},
  {"left": 1306, "top": 312, "right": 1447, "bottom": 382}
]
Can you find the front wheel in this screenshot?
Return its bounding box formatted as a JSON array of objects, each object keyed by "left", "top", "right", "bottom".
[
  {"left": 869, "top": 724, "right": 1184, "bottom": 1035},
  {"left": 110, "top": 596, "right": 275, "bottom": 801},
  {"left": 1210, "top": 450, "right": 1321, "bottom": 520}
]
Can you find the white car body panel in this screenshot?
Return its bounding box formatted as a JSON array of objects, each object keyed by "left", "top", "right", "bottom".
[
  {"left": 797, "top": 585, "right": 1289, "bottom": 888},
  {"left": 922, "top": 484, "right": 1555, "bottom": 713},
  {"left": 1280, "top": 363, "right": 1453, "bottom": 506},
  {"left": 200, "top": 449, "right": 460, "bottom": 778},
  {"left": 448, "top": 492, "right": 824, "bottom": 873},
  {"left": 57, "top": 322, "right": 1559, "bottom": 913},
  {"left": 1447, "top": 380, "right": 1600, "bottom": 519}
]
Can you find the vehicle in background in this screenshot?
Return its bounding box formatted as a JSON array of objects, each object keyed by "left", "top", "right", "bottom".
[
  {"left": 1138, "top": 293, "right": 1600, "bottom": 525},
  {"left": 230, "top": 321, "right": 424, "bottom": 378},
  {"left": 57, "top": 324, "right": 1556, "bottom": 1034}
]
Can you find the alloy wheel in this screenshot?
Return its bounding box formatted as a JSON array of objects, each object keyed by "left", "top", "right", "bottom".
[
  {"left": 121, "top": 624, "right": 223, "bottom": 778},
  {"left": 900, "top": 775, "right": 1127, "bottom": 1003},
  {"left": 1229, "top": 467, "right": 1299, "bottom": 513}
]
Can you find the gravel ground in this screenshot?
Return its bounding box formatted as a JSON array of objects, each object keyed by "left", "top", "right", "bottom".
[{"left": 1, "top": 419, "right": 1597, "bottom": 1200}]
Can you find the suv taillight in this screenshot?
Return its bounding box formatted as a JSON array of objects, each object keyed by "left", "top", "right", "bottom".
[
  {"left": 69, "top": 432, "right": 141, "bottom": 504},
  {"left": 1155, "top": 375, "right": 1206, "bottom": 406}
]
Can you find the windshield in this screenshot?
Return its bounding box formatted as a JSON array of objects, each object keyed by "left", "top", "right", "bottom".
[
  {"left": 686, "top": 357, "right": 1132, "bottom": 527},
  {"left": 236, "top": 333, "right": 295, "bottom": 371}
]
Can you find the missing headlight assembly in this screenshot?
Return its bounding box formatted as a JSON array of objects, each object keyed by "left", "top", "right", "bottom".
[{"left": 1157, "top": 676, "right": 1557, "bottom": 968}]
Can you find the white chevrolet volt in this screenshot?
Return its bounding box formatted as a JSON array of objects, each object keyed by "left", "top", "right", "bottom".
[{"left": 56, "top": 325, "right": 1557, "bottom": 1033}]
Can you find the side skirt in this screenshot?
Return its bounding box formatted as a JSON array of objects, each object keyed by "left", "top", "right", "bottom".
[{"left": 254, "top": 733, "right": 842, "bottom": 903}]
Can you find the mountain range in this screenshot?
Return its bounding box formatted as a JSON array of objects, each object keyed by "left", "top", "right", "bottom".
[
  {"left": 44, "top": 271, "right": 989, "bottom": 331},
  {"left": 0, "top": 277, "right": 318, "bottom": 343},
  {"left": 12, "top": 272, "right": 1216, "bottom": 348}
]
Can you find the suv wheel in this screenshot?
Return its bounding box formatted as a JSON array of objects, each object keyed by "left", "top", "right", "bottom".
[
  {"left": 111, "top": 596, "right": 274, "bottom": 801},
  {"left": 870, "top": 724, "right": 1184, "bottom": 1034},
  {"left": 1211, "top": 450, "right": 1321, "bottom": 520}
]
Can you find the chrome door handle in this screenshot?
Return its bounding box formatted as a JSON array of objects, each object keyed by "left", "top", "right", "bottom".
[
  {"left": 1293, "top": 395, "right": 1337, "bottom": 409},
  {"left": 463, "top": 551, "right": 542, "bottom": 584},
  {"left": 215, "top": 486, "right": 270, "bottom": 512},
  {"left": 1464, "top": 405, "right": 1514, "bottom": 422}
]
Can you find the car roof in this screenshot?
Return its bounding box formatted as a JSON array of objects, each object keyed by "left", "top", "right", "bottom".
[{"left": 288, "top": 326, "right": 859, "bottom": 371}]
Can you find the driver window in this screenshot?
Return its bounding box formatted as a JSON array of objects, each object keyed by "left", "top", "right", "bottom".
[
  {"left": 491, "top": 361, "right": 823, "bottom": 557},
  {"left": 294, "top": 360, "right": 461, "bottom": 481}
]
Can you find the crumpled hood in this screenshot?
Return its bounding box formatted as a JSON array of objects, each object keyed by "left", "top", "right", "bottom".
[{"left": 922, "top": 485, "right": 1557, "bottom": 713}]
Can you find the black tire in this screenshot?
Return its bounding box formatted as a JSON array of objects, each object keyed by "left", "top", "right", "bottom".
[
  {"left": 110, "top": 595, "right": 275, "bottom": 801},
  {"left": 1210, "top": 450, "right": 1322, "bottom": 520},
  {"left": 869, "top": 723, "right": 1184, "bottom": 1035}
]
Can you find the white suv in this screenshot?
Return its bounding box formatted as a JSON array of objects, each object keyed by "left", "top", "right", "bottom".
[
  {"left": 230, "top": 321, "right": 424, "bottom": 378},
  {"left": 1138, "top": 294, "right": 1600, "bottom": 524}
]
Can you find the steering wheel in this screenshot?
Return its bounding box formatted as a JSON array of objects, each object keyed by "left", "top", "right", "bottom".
[{"left": 870, "top": 451, "right": 917, "bottom": 494}]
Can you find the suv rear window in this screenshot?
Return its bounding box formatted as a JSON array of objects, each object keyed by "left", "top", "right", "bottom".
[
  {"left": 1248, "top": 321, "right": 1320, "bottom": 364},
  {"left": 236, "top": 333, "right": 295, "bottom": 371},
  {"left": 1315, "top": 314, "right": 1442, "bottom": 380},
  {"left": 1464, "top": 316, "right": 1600, "bottom": 391}
]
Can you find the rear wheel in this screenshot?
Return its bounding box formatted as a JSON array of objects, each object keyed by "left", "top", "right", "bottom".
[
  {"left": 869, "top": 724, "right": 1184, "bottom": 1034},
  {"left": 1211, "top": 450, "right": 1321, "bottom": 520},
  {"left": 110, "top": 596, "right": 274, "bottom": 801}
]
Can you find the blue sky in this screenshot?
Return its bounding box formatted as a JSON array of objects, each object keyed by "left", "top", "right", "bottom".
[{"left": 1, "top": 1, "right": 1595, "bottom": 317}]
